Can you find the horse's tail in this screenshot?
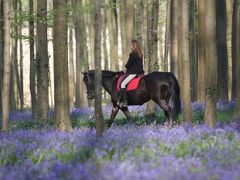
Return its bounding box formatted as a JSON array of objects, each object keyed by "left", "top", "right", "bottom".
[{"left": 171, "top": 75, "right": 181, "bottom": 119}]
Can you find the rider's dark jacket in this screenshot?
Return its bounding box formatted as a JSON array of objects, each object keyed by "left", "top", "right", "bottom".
[{"left": 125, "top": 51, "right": 144, "bottom": 74}]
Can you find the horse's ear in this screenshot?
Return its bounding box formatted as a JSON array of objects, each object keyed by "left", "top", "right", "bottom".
[{"left": 81, "top": 72, "right": 86, "bottom": 75}]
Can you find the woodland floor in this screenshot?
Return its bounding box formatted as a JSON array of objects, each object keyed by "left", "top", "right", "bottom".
[{"left": 1, "top": 101, "right": 240, "bottom": 180}]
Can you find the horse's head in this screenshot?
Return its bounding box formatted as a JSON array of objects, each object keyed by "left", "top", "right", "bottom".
[{"left": 82, "top": 71, "right": 95, "bottom": 100}]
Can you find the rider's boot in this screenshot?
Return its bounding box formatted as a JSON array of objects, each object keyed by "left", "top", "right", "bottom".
[{"left": 119, "top": 88, "right": 128, "bottom": 108}]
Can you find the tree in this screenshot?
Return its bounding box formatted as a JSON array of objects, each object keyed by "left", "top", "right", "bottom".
[
  {"left": 53, "top": 0, "right": 73, "bottom": 132},
  {"left": 216, "top": 0, "right": 228, "bottom": 100},
  {"left": 233, "top": 0, "right": 240, "bottom": 119},
  {"left": 226, "top": 0, "right": 234, "bottom": 100},
  {"left": 163, "top": 0, "right": 171, "bottom": 72},
  {"left": 204, "top": 0, "right": 217, "bottom": 128},
  {"left": 178, "top": 0, "right": 192, "bottom": 123},
  {"left": 189, "top": 0, "right": 197, "bottom": 101},
  {"left": 19, "top": 1, "right": 24, "bottom": 110},
  {"left": 73, "top": 0, "right": 88, "bottom": 108},
  {"left": 197, "top": 0, "right": 206, "bottom": 102},
  {"left": 232, "top": 0, "right": 240, "bottom": 100},
  {"left": 106, "top": 0, "right": 118, "bottom": 71},
  {"left": 94, "top": 0, "right": 104, "bottom": 137},
  {"left": 29, "top": 0, "right": 37, "bottom": 119},
  {"left": 0, "top": 0, "right": 4, "bottom": 114},
  {"left": 145, "top": 0, "right": 159, "bottom": 118},
  {"left": 36, "top": 0, "right": 49, "bottom": 121},
  {"left": 135, "top": 0, "right": 144, "bottom": 43},
  {"left": 68, "top": 0, "right": 75, "bottom": 109},
  {"left": 170, "top": 0, "right": 178, "bottom": 78},
  {"left": 2, "top": 0, "right": 12, "bottom": 130}
]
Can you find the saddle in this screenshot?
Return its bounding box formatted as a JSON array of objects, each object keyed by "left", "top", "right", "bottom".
[{"left": 116, "top": 73, "right": 145, "bottom": 91}]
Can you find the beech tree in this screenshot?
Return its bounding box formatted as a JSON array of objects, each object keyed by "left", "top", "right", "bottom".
[
  {"left": 204, "top": 0, "right": 217, "bottom": 128},
  {"left": 94, "top": 0, "right": 104, "bottom": 137},
  {"left": 36, "top": 0, "right": 49, "bottom": 121},
  {"left": 53, "top": 0, "right": 73, "bottom": 132},
  {"left": 179, "top": 0, "right": 192, "bottom": 123},
  {"left": 2, "top": 0, "right": 12, "bottom": 130}
]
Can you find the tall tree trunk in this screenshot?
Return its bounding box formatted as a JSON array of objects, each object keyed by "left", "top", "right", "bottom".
[
  {"left": 0, "top": 0, "right": 4, "bottom": 114},
  {"left": 179, "top": 0, "right": 192, "bottom": 123},
  {"left": 233, "top": 0, "right": 240, "bottom": 119},
  {"left": 13, "top": 0, "right": 20, "bottom": 109},
  {"left": 232, "top": 0, "right": 239, "bottom": 100},
  {"left": 145, "top": 0, "right": 159, "bottom": 118},
  {"left": 94, "top": 0, "right": 104, "bottom": 137},
  {"left": 19, "top": 0, "right": 24, "bottom": 110},
  {"left": 2, "top": 0, "right": 12, "bottom": 131},
  {"left": 204, "top": 0, "right": 217, "bottom": 128},
  {"left": 226, "top": 0, "right": 233, "bottom": 100},
  {"left": 106, "top": 0, "right": 118, "bottom": 71},
  {"left": 189, "top": 0, "right": 197, "bottom": 101},
  {"left": 119, "top": 0, "right": 127, "bottom": 65},
  {"left": 36, "top": 0, "right": 49, "bottom": 121},
  {"left": 73, "top": 0, "right": 87, "bottom": 108},
  {"left": 197, "top": 0, "right": 206, "bottom": 102},
  {"left": 170, "top": 0, "right": 178, "bottom": 78},
  {"left": 135, "top": 0, "right": 144, "bottom": 43},
  {"left": 164, "top": 0, "right": 171, "bottom": 72},
  {"left": 69, "top": 23, "right": 75, "bottom": 110},
  {"left": 53, "top": 0, "right": 73, "bottom": 132},
  {"left": 125, "top": 0, "right": 134, "bottom": 51},
  {"left": 29, "top": 0, "right": 37, "bottom": 119},
  {"left": 177, "top": 0, "right": 183, "bottom": 89},
  {"left": 216, "top": 0, "right": 228, "bottom": 100},
  {"left": 103, "top": 4, "right": 109, "bottom": 100}
]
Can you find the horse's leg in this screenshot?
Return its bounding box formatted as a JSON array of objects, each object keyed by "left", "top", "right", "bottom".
[
  {"left": 121, "top": 107, "right": 133, "bottom": 124},
  {"left": 154, "top": 99, "right": 173, "bottom": 126},
  {"left": 108, "top": 106, "right": 119, "bottom": 128}
]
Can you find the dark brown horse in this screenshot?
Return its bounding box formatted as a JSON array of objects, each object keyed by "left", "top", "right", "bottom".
[{"left": 82, "top": 70, "right": 181, "bottom": 127}]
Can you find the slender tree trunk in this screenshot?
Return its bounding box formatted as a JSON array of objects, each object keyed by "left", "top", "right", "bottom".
[
  {"left": 68, "top": 0, "right": 75, "bottom": 110},
  {"left": 125, "top": 0, "right": 134, "bottom": 51},
  {"left": 179, "top": 0, "right": 192, "bottom": 123},
  {"left": 13, "top": 1, "right": 20, "bottom": 109},
  {"left": 189, "top": 0, "right": 197, "bottom": 101},
  {"left": 233, "top": 0, "right": 240, "bottom": 119},
  {"left": 18, "top": 0, "right": 24, "bottom": 110},
  {"left": 0, "top": 0, "right": 4, "bottom": 114},
  {"left": 164, "top": 0, "right": 171, "bottom": 72},
  {"left": 69, "top": 25, "right": 75, "bottom": 110},
  {"left": 232, "top": 0, "right": 239, "bottom": 100},
  {"left": 73, "top": 0, "right": 87, "bottom": 107},
  {"left": 53, "top": 0, "right": 73, "bottom": 132},
  {"left": 106, "top": 0, "right": 118, "bottom": 71},
  {"left": 29, "top": 0, "right": 37, "bottom": 119},
  {"left": 226, "top": 0, "right": 233, "bottom": 100},
  {"left": 170, "top": 0, "right": 178, "bottom": 78},
  {"left": 120, "top": 0, "right": 127, "bottom": 65},
  {"left": 145, "top": 0, "right": 159, "bottom": 118},
  {"left": 103, "top": 5, "right": 108, "bottom": 99},
  {"left": 2, "top": 0, "right": 12, "bottom": 131},
  {"left": 197, "top": 0, "right": 206, "bottom": 102},
  {"left": 216, "top": 0, "right": 228, "bottom": 100},
  {"left": 204, "top": 0, "right": 217, "bottom": 128},
  {"left": 36, "top": 0, "right": 49, "bottom": 121},
  {"left": 135, "top": 0, "right": 144, "bottom": 43},
  {"left": 177, "top": 0, "right": 183, "bottom": 89},
  {"left": 94, "top": 0, "right": 104, "bottom": 137}
]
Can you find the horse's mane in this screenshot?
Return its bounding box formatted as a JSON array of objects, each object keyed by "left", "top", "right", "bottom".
[{"left": 88, "top": 70, "right": 123, "bottom": 78}]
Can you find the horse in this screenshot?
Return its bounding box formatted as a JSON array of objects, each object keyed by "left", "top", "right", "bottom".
[{"left": 82, "top": 70, "right": 181, "bottom": 127}]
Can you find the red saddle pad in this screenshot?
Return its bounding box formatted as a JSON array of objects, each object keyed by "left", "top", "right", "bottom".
[{"left": 117, "top": 74, "right": 144, "bottom": 91}]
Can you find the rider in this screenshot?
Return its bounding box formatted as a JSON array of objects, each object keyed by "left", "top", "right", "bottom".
[{"left": 119, "top": 39, "right": 144, "bottom": 108}]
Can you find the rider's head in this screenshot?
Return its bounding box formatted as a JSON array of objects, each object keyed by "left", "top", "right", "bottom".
[{"left": 131, "top": 39, "right": 143, "bottom": 58}]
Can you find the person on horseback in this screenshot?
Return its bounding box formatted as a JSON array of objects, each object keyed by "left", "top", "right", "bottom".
[{"left": 118, "top": 39, "right": 144, "bottom": 108}]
